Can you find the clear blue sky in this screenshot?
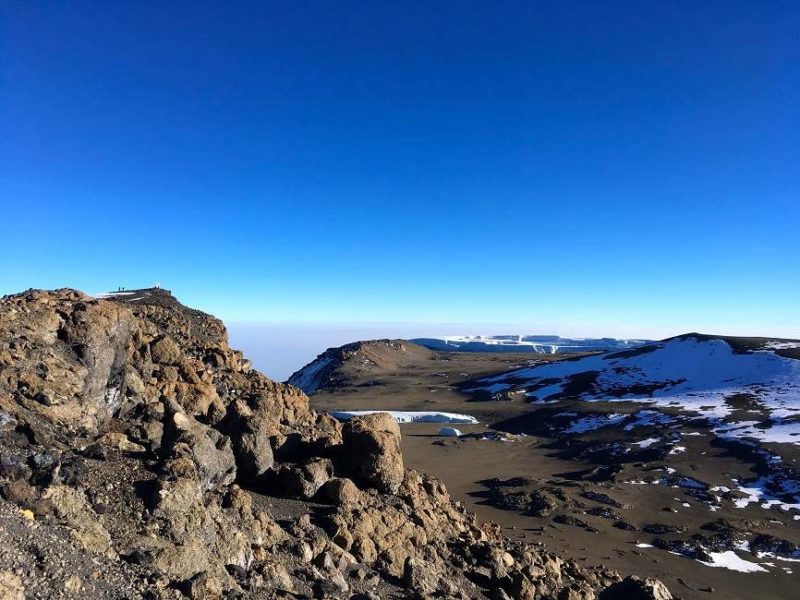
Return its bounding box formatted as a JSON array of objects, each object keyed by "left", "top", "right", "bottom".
[{"left": 2, "top": 1, "right": 798, "bottom": 339}]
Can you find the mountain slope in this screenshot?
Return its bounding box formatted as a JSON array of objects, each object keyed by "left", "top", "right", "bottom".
[
  {"left": 0, "top": 289, "right": 661, "bottom": 598},
  {"left": 292, "top": 330, "right": 800, "bottom": 595},
  {"left": 474, "top": 334, "right": 800, "bottom": 438},
  {"left": 287, "top": 339, "right": 433, "bottom": 393},
  {"left": 462, "top": 334, "right": 800, "bottom": 582}
]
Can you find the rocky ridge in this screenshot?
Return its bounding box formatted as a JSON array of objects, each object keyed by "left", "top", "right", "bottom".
[
  {"left": 287, "top": 340, "right": 433, "bottom": 394},
  {"left": 0, "top": 288, "right": 670, "bottom": 599}
]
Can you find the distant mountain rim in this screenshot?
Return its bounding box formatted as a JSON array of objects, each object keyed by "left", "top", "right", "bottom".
[
  {"left": 287, "top": 339, "right": 431, "bottom": 393},
  {"left": 412, "top": 335, "right": 652, "bottom": 354}
]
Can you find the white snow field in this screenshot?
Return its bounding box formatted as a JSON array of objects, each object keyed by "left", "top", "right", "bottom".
[
  {"left": 564, "top": 413, "right": 627, "bottom": 433},
  {"left": 92, "top": 291, "right": 137, "bottom": 298},
  {"left": 699, "top": 551, "right": 768, "bottom": 573},
  {"left": 412, "top": 334, "right": 650, "bottom": 354},
  {"left": 286, "top": 358, "right": 333, "bottom": 394},
  {"left": 328, "top": 410, "right": 478, "bottom": 424},
  {"left": 476, "top": 336, "right": 800, "bottom": 445}
]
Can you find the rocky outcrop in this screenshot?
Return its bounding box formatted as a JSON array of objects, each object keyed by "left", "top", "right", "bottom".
[
  {"left": 161, "top": 400, "right": 237, "bottom": 491},
  {"left": 339, "top": 412, "right": 404, "bottom": 493},
  {"left": 0, "top": 571, "right": 24, "bottom": 600},
  {"left": 600, "top": 576, "right": 673, "bottom": 600},
  {"left": 0, "top": 289, "right": 131, "bottom": 433},
  {"left": 0, "top": 288, "right": 671, "bottom": 598},
  {"left": 287, "top": 338, "right": 433, "bottom": 393}
]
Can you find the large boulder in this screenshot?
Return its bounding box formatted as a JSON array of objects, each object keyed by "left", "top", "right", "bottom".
[
  {"left": 161, "top": 401, "right": 236, "bottom": 491},
  {"left": 275, "top": 458, "right": 333, "bottom": 499},
  {"left": 220, "top": 399, "right": 275, "bottom": 482},
  {"left": 600, "top": 576, "right": 673, "bottom": 600},
  {"left": 339, "top": 413, "right": 404, "bottom": 494},
  {"left": 0, "top": 290, "right": 134, "bottom": 433},
  {"left": 321, "top": 471, "right": 464, "bottom": 578},
  {"left": 42, "top": 484, "right": 114, "bottom": 555},
  {"left": 318, "top": 477, "right": 362, "bottom": 506},
  {"left": 149, "top": 476, "right": 276, "bottom": 585},
  {"left": 150, "top": 335, "right": 182, "bottom": 365}
]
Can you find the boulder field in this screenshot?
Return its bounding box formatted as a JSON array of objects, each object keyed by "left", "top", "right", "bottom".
[{"left": 0, "top": 288, "right": 671, "bottom": 599}]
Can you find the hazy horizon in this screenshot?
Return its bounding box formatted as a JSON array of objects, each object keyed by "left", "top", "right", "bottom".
[
  {"left": 225, "top": 319, "right": 799, "bottom": 382},
  {"left": 228, "top": 321, "right": 652, "bottom": 383}
]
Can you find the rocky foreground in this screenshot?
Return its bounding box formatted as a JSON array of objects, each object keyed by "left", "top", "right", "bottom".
[{"left": 0, "top": 288, "right": 671, "bottom": 599}]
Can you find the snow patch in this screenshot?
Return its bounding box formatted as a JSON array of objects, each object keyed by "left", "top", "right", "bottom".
[
  {"left": 438, "top": 427, "right": 462, "bottom": 437},
  {"left": 414, "top": 335, "right": 650, "bottom": 355},
  {"left": 715, "top": 420, "right": 800, "bottom": 445},
  {"left": 288, "top": 358, "right": 333, "bottom": 393},
  {"left": 92, "top": 291, "right": 136, "bottom": 298},
  {"left": 732, "top": 479, "right": 800, "bottom": 512},
  {"left": 329, "top": 410, "right": 478, "bottom": 424},
  {"left": 564, "top": 413, "right": 626, "bottom": 434},
  {"left": 764, "top": 341, "right": 800, "bottom": 350},
  {"left": 698, "top": 551, "right": 767, "bottom": 573},
  {"left": 623, "top": 410, "right": 676, "bottom": 431},
  {"left": 634, "top": 437, "right": 660, "bottom": 448},
  {"left": 476, "top": 338, "right": 800, "bottom": 427}
]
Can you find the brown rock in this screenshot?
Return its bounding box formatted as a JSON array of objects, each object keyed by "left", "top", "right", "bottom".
[
  {"left": 259, "top": 562, "right": 295, "bottom": 592},
  {"left": 171, "top": 382, "right": 224, "bottom": 420},
  {"left": 599, "top": 576, "right": 672, "bottom": 600},
  {"left": 509, "top": 572, "right": 536, "bottom": 600},
  {"left": 150, "top": 335, "right": 182, "bottom": 365},
  {"left": 560, "top": 585, "right": 596, "bottom": 600},
  {"left": 402, "top": 556, "right": 438, "bottom": 596},
  {"left": 1, "top": 479, "right": 38, "bottom": 508},
  {"left": 186, "top": 571, "right": 224, "bottom": 600},
  {"left": 318, "top": 477, "right": 362, "bottom": 506},
  {"left": 162, "top": 401, "right": 236, "bottom": 491},
  {"left": 0, "top": 571, "right": 24, "bottom": 600},
  {"left": 0, "top": 290, "right": 134, "bottom": 432},
  {"left": 221, "top": 400, "right": 275, "bottom": 481},
  {"left": 151, "top": 538, "right": 212, "bottom": 582},
  {"left": 43, "top": 484, "right": 114, "bottom": 555},
  {"left": 276, "top": 458, "right": 333, "bottom": 499},
  {"left": 92, "top": 432, "right": 145, "bottom": 453},
  {"left": 340, "top": 413, "right": 404, "bottom": 493}
]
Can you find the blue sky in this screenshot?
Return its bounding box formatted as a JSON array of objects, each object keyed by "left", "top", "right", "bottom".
[{"left": 2, "top": 1, "right": 799, "bottom": 341}]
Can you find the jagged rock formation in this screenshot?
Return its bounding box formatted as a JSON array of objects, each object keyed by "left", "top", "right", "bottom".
[{"left": 0, "top": 288, "right": 671, "bottom": 598}]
